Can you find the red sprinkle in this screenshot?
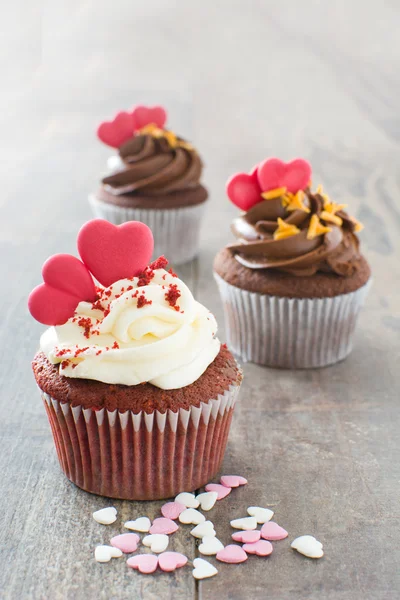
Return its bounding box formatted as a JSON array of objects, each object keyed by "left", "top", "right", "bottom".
[
  {"left": 77, "top": 317, "right": 92, "bottom": 339},
  {"left": 112, "top": 341, "right": 119, "bottom": 349},
  {"left": 149, "top": 255, "right": 168, "bottom": 270},
  {"left": 165, "top": 283, "right": 181, "bottom": 309},
  {"left": 137, "top": 294, "right": 153, "bottom": 308}
]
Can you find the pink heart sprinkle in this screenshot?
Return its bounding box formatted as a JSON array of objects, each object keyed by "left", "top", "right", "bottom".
[
  {"left": 216, "top": 544, "right": 248, "bottom": 564},
  {"left": 127, "top": 554, "right": 158, "bottom": 574},
  {"left": 131, "top": 105, "right": 167, "bottom": 131},
  {"left": 257, "top": 157, "right": 312, "bottom": 194},
  {"left": 110, "top": 533, "right": 140, "bottom": 554},
  {"left": 149, "top": 517, "right": 179, "bottom": 535},
  {"left": 77, "top": 219, "right": 154, "bottom": 288},
  {"left": 220, "top": 475, "right": 248, "bottom": 489},
  {"left": 232, "top": 530, "right": 261, "bottom": 543},
  {"left": 260, "top": 522, "right": 288, "bottom": 541},
  {"left": 226, "top": 169, "right": 262, "bottom": 211},
  {"left": 243, "top": 540, "right": 273, "bottom": 556},
  {"left": 158, "top": 552, "right": 188, "bottom": 572},
  {"left": 97, "top": 111, "right": 134, "bottom": 148},
  {"left": 161, "top": 502, "right": 186, "bottom": 520},
  {"left": 205, "top": 483, "right": 231, "bottom": 500}
]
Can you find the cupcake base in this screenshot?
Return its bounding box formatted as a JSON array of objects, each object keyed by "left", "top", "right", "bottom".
[
  {"left": 88, "top": 194, "right": 207, "bottom": 265},
  {"left": 214, "top": 273, "right": 371, "bottom": 369},
  {"left": 40, "top": 382, "right": 240, "bottom": 500}
]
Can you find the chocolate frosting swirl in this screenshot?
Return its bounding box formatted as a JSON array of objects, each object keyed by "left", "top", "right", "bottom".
[
  {"left": 102, "top": 133, "right": 203, "bottom": 196},
  {"left": 228, "top": 190, "right": 363, "bottom": 277}
]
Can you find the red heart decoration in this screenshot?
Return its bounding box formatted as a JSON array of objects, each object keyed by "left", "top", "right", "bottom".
[
  {"left": 257, "top": 158, "right": 312, "bottom": 194},
  {"left": 77, "top": 219, "right": 154, "bottom": 287},
  {"left": 97, "top": 111, "right": 134, "bottom": 148},
  {"left": 131, "top": 105, "right": 167, "bottom": 131},
  {"left": 226, "top": 166, "right": 262, "bottom": 211},
  {"left": 28, "top": 254, "right": 97, "bottom": 325}
]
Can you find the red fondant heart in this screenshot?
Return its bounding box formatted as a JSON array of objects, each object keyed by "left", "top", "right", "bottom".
[
  {"left": 131, "top": 105, "right": 167, "bottom": 131},
  {"left": 97, "top": 111, "right": 134, "bottom": 148},
  {"left": 257, "top": 158, "right": 312, "bottom": 194},
  {"left": 77, "top": 219, "right": 154, "bottom": 287},
  {"left": 28, "top": 254, "right": 97, "bottom": 326},
  {"left": 226, "top": 166, "right": 262, "bottom": 211}
]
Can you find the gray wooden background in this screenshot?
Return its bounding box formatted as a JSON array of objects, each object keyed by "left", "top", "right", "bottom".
[{"left": 1, "top": 1, "right": 399, "bottom": 599}]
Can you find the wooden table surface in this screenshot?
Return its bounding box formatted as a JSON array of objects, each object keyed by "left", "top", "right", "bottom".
[{"left": 1, "top": 1, "right": 399, "bottom": 599}]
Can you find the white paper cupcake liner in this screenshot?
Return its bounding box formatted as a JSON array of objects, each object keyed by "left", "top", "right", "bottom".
[
  {"left": 88, "top": 194, "right": 206, "bottom": 265},
  {"left": 214, "top": 273, "right": 371, "bottom": 369},
  {"left": 40, "top": 380, "right": 241, "bottom": 500}
]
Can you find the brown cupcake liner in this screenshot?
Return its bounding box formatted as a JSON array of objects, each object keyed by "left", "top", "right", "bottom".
[
  {"left": 88, "top": 194, "right": 206, "bottom": 265},
  {"left": 215, "top": 273, "right": 371, "bottom": 368},
  {"left": 40, "top": 381, "right": 241, "bottom": 500}
]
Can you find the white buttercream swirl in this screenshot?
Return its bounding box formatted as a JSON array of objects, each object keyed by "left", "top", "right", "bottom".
[{"left": 40, "top": 269, "right": 220, "bottom": 390}]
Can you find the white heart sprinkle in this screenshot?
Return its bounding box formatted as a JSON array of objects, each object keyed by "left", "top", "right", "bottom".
[
  {"left": 93, "top": 507, "right": 117, "bottom": 525},
  {"left": 142, "top": 534, "right": 169, "bottom": 553},
  {"left": 124, "top": 517, "right": 151, "bottom": 532},
  {"left": 198, "top": 536, "right": 224, "bottom": 555},
  {"left": 230, "top": 516, "right": 257, "bottom": 530},
  {"left": 192, "top": 557, "right": 218, "bottom": 580},
  {"left": 196, "top": 491, "right": 218, "bottom": 511},
  {"left": 175, "top": 492, "right": 199, "bottom": 508},
  {"left": 247, "top": 506, "right": 274, "bottom": 524},
  {"left": 190, "top": 521, "right": 216, "bottom": 539},
  {"left": 291, "top": 535, "right": 324, "bottom": 559},
  {"left": 94, "top": 545, "right": 122, "bottom": 562},
  {"left": 179, "top": 508, "right": 206, "bottom": 525}
]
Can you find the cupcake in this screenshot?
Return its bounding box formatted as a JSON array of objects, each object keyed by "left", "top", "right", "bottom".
[
  {"left": 214, "top": 158, "right": 371, "bottom": 368},
  {"left": 89, "top": 105, "right": 208, "bottom": 265},
  {"left": 29, "top": 219, "right": 242, "bottom": 500}
]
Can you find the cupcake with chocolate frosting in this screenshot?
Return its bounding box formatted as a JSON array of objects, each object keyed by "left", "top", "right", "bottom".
[
  {"left": 214, "top": 158, "right": 371, "bottom": 368},
  {"left": 29, "top": 219, "right": 242, "bottom": 500},
  {"left": 89, "top": 105, "right": 208, "bottom": 264}
]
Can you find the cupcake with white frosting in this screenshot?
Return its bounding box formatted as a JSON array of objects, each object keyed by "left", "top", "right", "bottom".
[{"left": 29, "top": 219, "right": 241, "bottom": 500}]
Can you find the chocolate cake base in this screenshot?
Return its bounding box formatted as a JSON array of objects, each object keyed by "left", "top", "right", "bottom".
[
  {"left": 96, "top": 184, "right": 208, "bottom": 210},
  {"left": 214, "top": 247, "right": 371, "bottom": 299}
]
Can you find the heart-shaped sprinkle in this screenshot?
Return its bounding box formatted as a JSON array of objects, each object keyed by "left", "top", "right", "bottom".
[
  {"left": 124, "top": 517, "right": 151, "bottom": 532},
  {"left": 179, "top": 508, "right": 205, "bottom": 525},
  {"left": 110, "top": 533, "right": 140, "bottom": 554},
  {"left": 149, "top": 517, "right": 179, "bottom": 535},
  {"left": 94, "top": 545, "right": 123, "bottom": 563},
  {"left": 226, "top": 168, "right": 262, "bottom": 211},
  {"left": 175, "top": 492, "right": 199, "bottom": 508},
  {"left": 190, "top": 521, "right": 216, "bottom": 539},
  {"left": 192, "top": 558, "right": 218, "bottom": 580},
  {"left": 198, "top": 536, "right": 224, "bottom": 555},
  {"left": 142, "top": 534, "right": 169, "bottom": 553},
  {"left": 158, "top": 551, "right": 188, "bottom": 572},
  {"left": 93, "top": 507, "right": 117, "bottom": 525},
  {"left": 161, "top": 502, "right": 186, "bottom": 520},
  {"left": 28, "top": 254, "right": 97, "bottom": 326},
  {"left": 205, "top": 483, "right": 231, "bottom": 500},
  {"left": 232, "top": 530, "right": 261, "bottom": 544},
  {"left": 260, "top": 522, "right": 288, "bottom": 541},
  {"left": 131, "top": 105, "right": 167, "bottom": 131},
  {"left": 230, "top": 517, "right": 257, "bottom": 530},
  {"left": 291, "top": 535, "right": 324, "bottom": 559},
  {"left": 257, "top": 158, "right": 312, "bottom": 194},
  {"left": 243, "top": 540, "right": 273, "bottom": 556},
  {"left": 216, "top": 545, "right": 248, "bottom": 564},
  {"left": 247, "top": 506, "right": 274, "bottom": 524},
  {"left": 220, "top": 475, "right": 248, "bottom": 488},
  {"left": 77, "top": 219, "right": 154, "bottom": 287},
  {"left": 196, "top": 491, "right": 218, "bottom": 511},
  {"left": 97, "top": 111, "right": 134, "bottom": 148},
  {"left": 127, "top": 554, "right": 158, "bottom": 574}
]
